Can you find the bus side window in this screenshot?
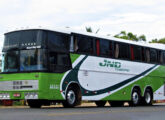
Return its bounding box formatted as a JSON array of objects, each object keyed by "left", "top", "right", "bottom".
[
  {"left": 163, "top": 52, "right": 165, "bottom": 65},
  {"left": 115, "top": 43, "right": 119, "bottom": 59},
  {"left": 49, "top": 52, "right": 72, "bottom": 73},
  {"left": 74, "top": 35, "right": 94, "bottom": 55},
  {"left": 146, "top": 48, "right": 150, "bottom": 63},
  {"left": 150, "top": 49, "right": 158, "bottom": 63},
  {"left": 118, "top": 43, "right": 130, "bottom": 60},
  {"left": 160, "top": 51, "right": 163, "bottom": 64},
  {"left": 133, "top": 46, "right": 142, "bottom": 61},
  {"left": 141, "top": 47, "right": 145, "bottom": 62},
  {"left": 74, "top": 36, "right": 79, "bottom": 52},
  {"left": 99, "top": 39, "right": 112, "bottom": 57}
]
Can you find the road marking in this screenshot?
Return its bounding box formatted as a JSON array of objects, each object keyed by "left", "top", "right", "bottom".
[{"left": 45, "top": 108, "right": 165, "bottom": 117}]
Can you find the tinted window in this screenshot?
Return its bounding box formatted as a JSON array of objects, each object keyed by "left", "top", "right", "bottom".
[
  {"left": 49, "top": 52, "right": 72, "bottom": 73},
  {"left": 133, "top": 46, "right": 141, "bottom": 61},
  {"left": 141, "top": 47, "right": 145, "bottom": 62},
  {"left": 3, "top": 30, "right": 46, "bottom": 51},
  {"left": 150, "top": 49, "right": 157, "bottom": 63},
  {"left": 146, "top": 48, "right": 150, "bottom": 63},
  {"left": 100, "top": 39, "right": 112, "bottom": 57},
  {"left": 115, "top": 43, "right": 119, "bottom": 58},
  {"left": 74, "top": 35, "right": 93, "bottom": 55},
  {"left": 160, "top": 51, "right": 164, "bottom": 64},
  {"left": 117, "top": 43, "right": 130, "bottom": 59},
  {"left": 48, "top": 31, "right": 69, "bottom": 52},
  {"left": 163, "top": 52, "right": 165, "bottom": 64},
  {"left": 3, "top": 32, "right": 20, "bottom": 51}
]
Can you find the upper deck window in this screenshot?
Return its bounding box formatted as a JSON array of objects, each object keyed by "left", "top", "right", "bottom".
[
  {"left": 48, "top": 31, "right": 70, "bottom": 52},
  {"left": 99, "top": 39, "right": 113, "bottom": 57},
  {"left": 133, "top": 45, "right": 141, "bottom": 61},
  {"left": 146, "top": 48, "right": 150, "bottom": 63},
  {"left": 73, "top": 35, "right": 94, "bottom": 55},
  {"left": 150, "top": 49, "right": 158, "bottom": 63},
  {"left": 115, "top": 43, "right": 130, "bottom": 60}
]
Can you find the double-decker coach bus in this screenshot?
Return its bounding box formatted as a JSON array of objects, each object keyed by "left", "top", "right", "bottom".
[{"left": 0, "top": 28, "right": 165, "bottom": 108}]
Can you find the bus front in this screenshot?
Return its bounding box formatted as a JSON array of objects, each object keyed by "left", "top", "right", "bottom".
[{"left": 0, "top": 29, "right": 71, "bottom": 107}]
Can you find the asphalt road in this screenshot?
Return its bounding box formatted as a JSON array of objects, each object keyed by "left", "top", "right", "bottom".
[{"left": 0, "top": 104, "right": 165, "bottom": 120}]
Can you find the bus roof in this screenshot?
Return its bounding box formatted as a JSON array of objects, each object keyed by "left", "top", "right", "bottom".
[
  {"left": 5, "top": 27, "right": 71, "bottom": 35},
  {"left": 5, "top": 28, "right": 165, "bottom": 50}
]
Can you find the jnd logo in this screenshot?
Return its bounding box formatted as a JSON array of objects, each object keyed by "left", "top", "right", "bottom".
[{"left": 99, "top": 59, "right": 121, "bottom": 68}]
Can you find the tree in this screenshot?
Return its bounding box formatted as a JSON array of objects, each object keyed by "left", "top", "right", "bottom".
[
  {"left": 138, "top": 35, "right": 146, "bottom": 42},
  {"left": 150, "top": 38, "right": 165, "bottom": 44},
  {"left": 86, "top": 27, "right": 93, "bottom": 33},
  {"left": 114, "top": 31, "right": 146, "bottom": 42},
  {"left": 85, "top": 27, "right": 100, "bottom": 33}
]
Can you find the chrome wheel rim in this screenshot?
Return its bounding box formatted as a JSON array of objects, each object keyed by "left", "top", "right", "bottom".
[
  {"left": 132, "top": 92, "right": 139, "bottom": 104},
  {"left": 145, "top": 92, "right": 151, "bottom": 104},
  {"left": 67, "top": 90, "right": 75, "bottom": 105}
]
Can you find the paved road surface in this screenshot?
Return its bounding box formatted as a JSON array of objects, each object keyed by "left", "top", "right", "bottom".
[{"left": 0, "top": 104, "right": 165, "bottom": 120}]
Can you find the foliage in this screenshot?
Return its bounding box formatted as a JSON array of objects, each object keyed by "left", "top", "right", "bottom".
[
  {"left": 85, "top": 27, "right": 165, "bottom": 44},
  {"left": 86, "top": 27, "right": 93, "bottom": 33},
  {"left": 114, "top": 31, "right": 146, "bottom": 42},
  {"left": 85, "top": 27, "right": 100, "bottom": 33},
  {"left": 150, "top": 38, "right": 165, "bottom": 44}
]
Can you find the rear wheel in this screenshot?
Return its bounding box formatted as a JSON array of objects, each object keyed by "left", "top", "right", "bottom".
[
  {"left": 27, "top": 100, "right": 42, "bottom": 108},
  {"left": 130, "top": 89, "right": 141, "bottom": 106},
  {"left": 95, "top": 101, "right": 106, "bottom": 107},
  {"left": 109, "top": 101, "right": 124, "bottom": 107},
  {"left": 62, "top": 87, "right": 81, "bottom": 108},
  {"left": 143, "top": 89, "right": 153, "bottom": 106}
]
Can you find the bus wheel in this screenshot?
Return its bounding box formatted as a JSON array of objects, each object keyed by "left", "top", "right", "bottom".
[
  {"left": 95, "top": 101, "right": 106, "bottom": 107},
  {"left": 62, "top": 87, "right": 81, "bottom": 108},
  {"left": 27, "top": 100, "right": 42, "bottom": 108},
  {"left": 109, "top": 101, "right": 124, "bottom": 107},
  {"left": 130, "top": 89, "right": 141, "bottom": 106},
  {"left": 143, "top": 89, "right": 153, "bottom": 106}
]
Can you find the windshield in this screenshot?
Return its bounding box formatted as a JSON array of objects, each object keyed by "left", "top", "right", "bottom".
[
  {"left": 2, "top": 49, "right": 47, "bottom": 72},
  {"left": 3, "top": 30, "right": 46, "bottom": 52}
]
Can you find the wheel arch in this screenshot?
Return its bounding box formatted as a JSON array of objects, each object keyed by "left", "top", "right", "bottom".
[
  {"left": 131, "top": 85, "right": 142, "bottom": 96},
  {"left": 143, "top": 86, "right": 153, "bottom": 98},
  {"left": 65, "top": 82, "right": 82, "bottom": 99}
]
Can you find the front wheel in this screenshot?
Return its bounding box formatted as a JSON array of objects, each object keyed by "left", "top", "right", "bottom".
[{"left": 62, "top": 87, "right": 81, "bottom": 108}]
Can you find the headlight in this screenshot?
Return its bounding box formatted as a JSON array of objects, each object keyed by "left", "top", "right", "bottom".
[{"left": 0, "top": 93, "right": 10, "bottom": 99}]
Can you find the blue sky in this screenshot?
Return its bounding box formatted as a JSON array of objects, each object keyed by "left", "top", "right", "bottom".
[{"left": 0, "top": 0, "right": 165, "bottom": 50}]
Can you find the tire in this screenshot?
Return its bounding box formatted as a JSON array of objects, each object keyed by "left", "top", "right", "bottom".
[
  {"left": 143, "top": 89, "right": 153, "bottom": 106},
  {"left": 27, "top": 100, "right": 42, "bottom": 108},
  {"left": 130, "top": 89, "right": 141, "bottom": 106},
  {"left": 62, "top": 87, "right": 81, "bottom": 108},
  {"left": 109, "top": 101, "right": 124, "bottom": 107},
  {"left": 95, "top": 101, "right": 106, "bottom": 107}
]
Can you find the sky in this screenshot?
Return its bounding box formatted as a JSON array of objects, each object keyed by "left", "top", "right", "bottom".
[{"left": 0, "top": 0, "right": 165, "bottom": 50}]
